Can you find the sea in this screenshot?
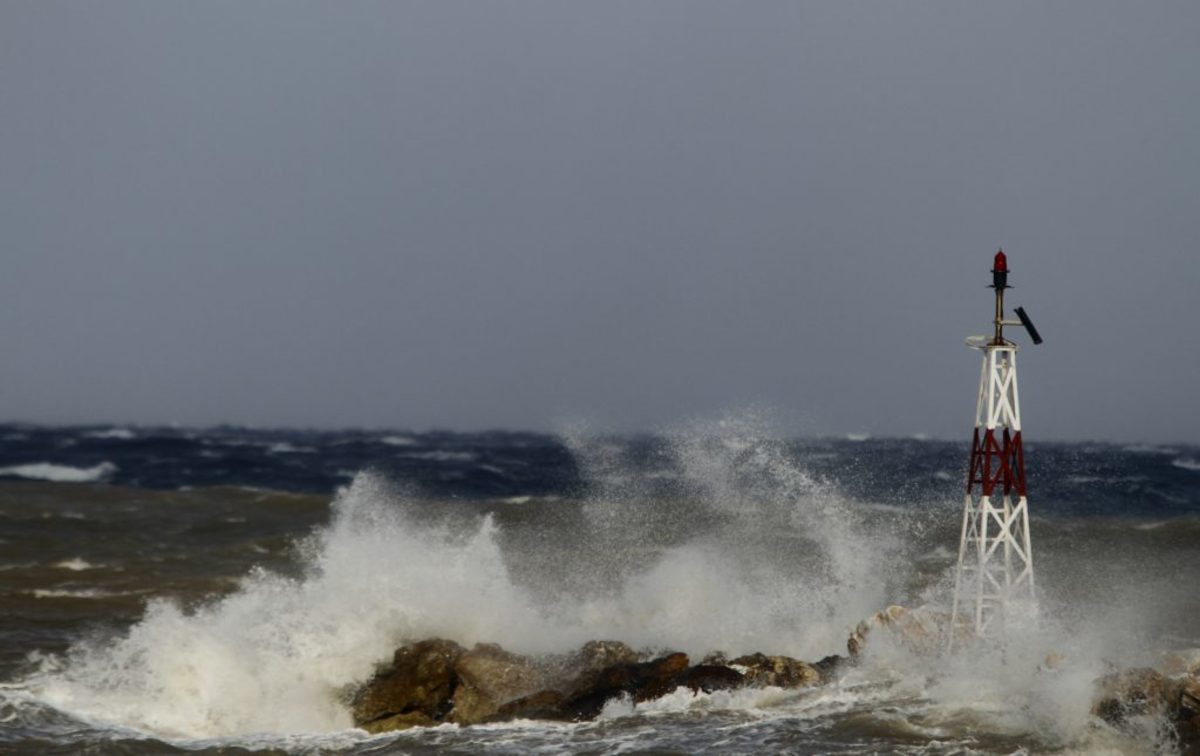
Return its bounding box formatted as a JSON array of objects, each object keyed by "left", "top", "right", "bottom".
[{"left": 0, "top": 420, "right": 1198, "bottom": 754}]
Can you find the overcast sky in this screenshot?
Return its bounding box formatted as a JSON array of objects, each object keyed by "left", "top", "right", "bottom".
[{"left": 2, "top": 2, "right": 1197, "bottom": 442}]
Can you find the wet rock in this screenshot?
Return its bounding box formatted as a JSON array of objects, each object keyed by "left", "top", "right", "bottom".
[
  {"left": 848, "top": 605, "right": 957, "bottom": 657},
  {"left": 812, "top": 654, "right": 849, "bottom": 683},
  {"left": 492, "top": 689, "right": 568, "bottom": 722},
  {"left": 1175, "top": 675, "right": 1200, "bottom": 753},
  {"left": 1158, "top": 649, "right": 1200, "bottom": 677},
  {"left": 562, "top": 652, "right": 691, "bottom": 720},
  {"left": 450, "top": 643, "right": 545, "bottom": 725},
  {"left": 730, "top": 653, "right": 820, "bottom": 688},
  {"left": 351, "top": 638, "right": 465, "bottom": 728},
  {"left": 701, "top": 651, "right": 729, "bottom": 666},
  {"left": 536, "top": 640, "right": 642, "bottom": 693},
  {"left": 1091, "top": 667, "right": 1175, "bottom": 724},
  {"left": 360, "top": 711, "right": 436, "bottom": 734},
  {"left": 672, "top": 664, "right": 745, "bottom": 694},
  {"left": 577, "top": 640, "right": 641, "bottom": 670},
  {"left": 349, "top": 637, "right": 844, "bottom": 730},
  {"left": 1182, "top": 675, "right": 1200, "bottom": 716}
]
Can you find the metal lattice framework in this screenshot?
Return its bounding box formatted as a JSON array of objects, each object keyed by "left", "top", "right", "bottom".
[{"left": 948, "top": 343, "right": 1036, "bottom": 649}]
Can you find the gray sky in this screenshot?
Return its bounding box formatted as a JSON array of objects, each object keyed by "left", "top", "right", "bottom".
[{"left": 2, "top": 2, "right": 1198, "bottom": 442}]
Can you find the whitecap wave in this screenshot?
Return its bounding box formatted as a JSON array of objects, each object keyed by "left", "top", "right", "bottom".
[
  {"left": 52, "top": 558, "right": 98, "bottom": 571},
  {"left": 380, "top": 435, "right": 417, "bottom": 447},
  {"left": 266, "top": 442, "right": 316, "bottom": 455},
  {"left": 0, "top": 462, "right": 117, "bottom": 483},
  {"left": 84, "top": 428, "right": 136, "bottom": 441},
  {"left": 1172, "top": 458, "right": 1200, "bottom": 472},
  {"left": 30, "top": 589, "right": 139, "bottom": 599}
]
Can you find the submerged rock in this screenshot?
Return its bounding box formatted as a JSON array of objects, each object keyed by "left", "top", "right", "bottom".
[{"left": 561, "top": 652, "right": 691, "bottom": 720}]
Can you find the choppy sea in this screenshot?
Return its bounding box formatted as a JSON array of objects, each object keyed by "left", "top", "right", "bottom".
[{"left": 1, "top": 421, "right": 1198, "bottom": 754}]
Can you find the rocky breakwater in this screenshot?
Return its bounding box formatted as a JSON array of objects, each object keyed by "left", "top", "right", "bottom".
[
  {"left": 1090, "top": 662, "right": 1200, "bottom": 753},
  {"left": 848, "top": 605, "right": 1200, "bottom": 752},
  {"left": 348, "top": 639, "right": 847, "bottom": 733}
]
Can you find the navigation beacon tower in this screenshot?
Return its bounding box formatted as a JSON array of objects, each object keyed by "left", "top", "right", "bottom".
[{"left": 948, "top": 250, "right": 1043, "bottom": 650}]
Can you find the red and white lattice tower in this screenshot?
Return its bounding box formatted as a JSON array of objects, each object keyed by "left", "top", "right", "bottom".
[{"left": 948, "top": 250, "right": 1043, "bottom": 650}]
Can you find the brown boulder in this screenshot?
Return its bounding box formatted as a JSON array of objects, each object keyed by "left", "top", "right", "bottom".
[
  {"left": 848, "top": 605, "right": 958, "bottom": 657},
  {"left": 812, "top": 654, "right": 849, "bottom": 683},
  {"left": 492, "top": 689, "right": 569, "bottom": 722},
  {"left": 1091, "top": 667, "right": 1176, "bottom": 725},
  {"left": 1158, "top": 649, "right": 1200, "bottom": 677},
  {"left": 542, "top": 640, "right": 642, "bottom": 691},
  {"left": 351, "top": 638, "right": 465, "bottom": 727},
  {"left": 730, "top": 653, "right": 820, "bottom": 688},
  {"left": 449, "top": 643, "right": 545, "bottom": 725},
  {"left": 576, "top": 640, "right": 642, "bottom": 670}
]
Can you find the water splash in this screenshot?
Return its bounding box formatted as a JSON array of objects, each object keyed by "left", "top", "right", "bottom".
[{"left": 21, "top": 414, "right": 902, "bottom": 738}]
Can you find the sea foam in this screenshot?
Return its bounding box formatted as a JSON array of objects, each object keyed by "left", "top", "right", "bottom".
[{"left": 0, "top": 462, "right": 117, "bottom": 483}]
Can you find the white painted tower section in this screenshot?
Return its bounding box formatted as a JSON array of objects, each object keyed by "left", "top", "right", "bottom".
[
  {"left": 947, "top": 250, "right": 1041, "bottom": 651},
  {"left": 948, "top": 346, "right": 1036, "bottom": 648}
]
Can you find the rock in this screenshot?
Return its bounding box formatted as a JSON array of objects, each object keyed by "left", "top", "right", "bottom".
[
  {"left": 1158, "top": 649, "right": 1200, "bottom": 677},
  {"left": 536, "top": 640, "right": 642, "bottom": 693},
  {"left": 1091, "top": 667, "right": 1175, "bottom": 725},
  {"left": 1177, "top": 675, "right": 1200, "bottom": 754},
  {"left": 1040, "top": 652, "right": 1066, "bottom": 671},
  {"left": 1180, "top": 715, "right": 1200, "bottom": 756},
  {"left": 626, "top": 652, "right": 692, "bottom": 702},
  {"left": 730, "top": 653, "right": 820, "bottom": 688},
  {"left": 812, "top": 654, "right": 849, "bottom": 683},
  {"left": 449, "top": 643, "right": 545, "bottom": 725},
  {"left": 351, "top": 638, "right": 465, "bottom": 727},
  {"left": 359, "top": 711, "right": 436, "bottom": 734},
  {"left": 577, "top": 640, "right": 642, "bottom": 670},
  {"left": 1091, "top": 667, "right": 1200, "bottom": 751},
  {"left": 1182, "top": 675, "right": 1200, "bottom": 716},
  {"left": 701, "top": 651, "right": 729, "bottom": 666},
  {"left": 672, "top": 664, "right": 745, "bottom": 694},
  {"left": 562, "top": 652, "right": 691, "bottom": 720},
  {"left": 491, "top": 689, "right": 569, "bottom": 722},
  {"left": 348, "top": 637, "right": 843, "bottom": 731},
  {"left": 847, "top": 605, "right": 958, "bottom": 657}
]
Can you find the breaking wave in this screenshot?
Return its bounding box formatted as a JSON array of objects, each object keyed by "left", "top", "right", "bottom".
[
  {"left": 18, "top": 417, "right": 901, "bottom": 739},
  {"left": 0, "top": 461, "right": 117, "bottom": 483}
]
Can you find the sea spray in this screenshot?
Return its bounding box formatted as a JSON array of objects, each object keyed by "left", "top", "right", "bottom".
[
  {"left": 562, "top": 412, "right": 907, "bottom": 657},
  {"left": 27, "top": 473, "right": 550, "bottom": 737},
  {"left": 23, "top": 419, "right": 906, "bottom": 738}
]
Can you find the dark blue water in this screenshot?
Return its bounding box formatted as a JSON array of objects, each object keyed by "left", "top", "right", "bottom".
[{"left": 1, "top": 424, "right": 1195, "bottom": 517}]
